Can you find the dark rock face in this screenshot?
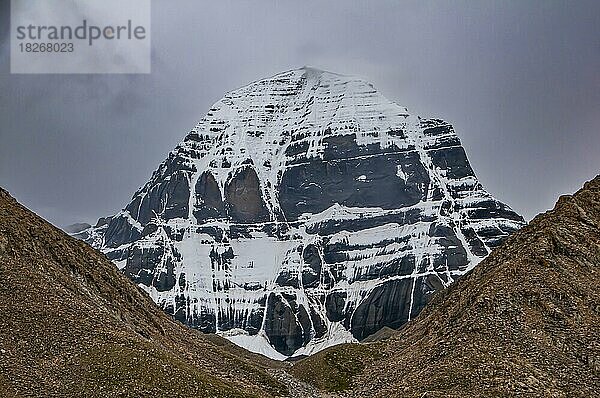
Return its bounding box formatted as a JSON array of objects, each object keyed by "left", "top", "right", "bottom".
[
  {"left": 279, "top": 137, "right": 427, "bottom": 220},
  {"left": 224, "top": 166, "right": 270, "bottom": 223},
  {"left": 325, "top": 291, "right": 347, "bottom": 322},
  {"left": 351, "top": 278, "right": 414, "bottom": 340},
  {"left": 350, "top": 274, "right": 445, "bottom": 340},
  {"left": 122, "top": 241, "right": 180, "bottom": 292},
  {"left": 301, "top": 244, "right": 322, "bottom": 288},
  {"left": 193, "top": 171, "right": 226, "bottom": 222},
  {"left": 75, "top": 68, "right": 525, "bottom": 358},
  {"left": 125, "top": 170, "right": 191, "bottom": 226},
  {"left": 264, "top": 294, "right": 309, "bottom": 356},
  {"left": 104, "top": 213, "right": 142, "bottom": 248}
]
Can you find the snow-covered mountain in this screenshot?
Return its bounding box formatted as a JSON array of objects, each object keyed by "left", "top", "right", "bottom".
[{"left": 74, "top": 67, "right": 525, "bottom": 359}]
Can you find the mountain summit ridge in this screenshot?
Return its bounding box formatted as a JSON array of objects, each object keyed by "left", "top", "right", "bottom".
[{"left": 75, "top": 68, "right": 524, "bottom": 358}]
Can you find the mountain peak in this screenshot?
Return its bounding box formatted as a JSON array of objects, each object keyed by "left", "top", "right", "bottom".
[
  {"left": 225, "top": 67, "right": 376, "bottom": 107},
  {"left": 74, "top": 70, "right": 525, "bottom": 358}
]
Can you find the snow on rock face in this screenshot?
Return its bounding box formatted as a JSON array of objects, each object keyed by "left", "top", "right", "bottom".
[{"left": 75, "top": 67, "right": 525, "bottom": 359}]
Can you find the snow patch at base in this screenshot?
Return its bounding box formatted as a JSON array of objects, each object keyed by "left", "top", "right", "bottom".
[
  {"left": 292, "top": 322, "right": 358, "bottom": 358},
  {"left": 221, "top": 329, "right": 287, "bottom": 361}
]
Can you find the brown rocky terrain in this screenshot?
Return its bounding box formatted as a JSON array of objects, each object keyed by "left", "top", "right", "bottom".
[
  {"left": 292, "top": 176, "right": 600, "bottom": 397},
  {"left": 0, "top": 187, "right": 289, "bottom": 397}
]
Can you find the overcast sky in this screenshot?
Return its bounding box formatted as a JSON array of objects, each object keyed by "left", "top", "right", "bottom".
[{"left": 1, "top": 1, "right": 599, "bottom": 226}]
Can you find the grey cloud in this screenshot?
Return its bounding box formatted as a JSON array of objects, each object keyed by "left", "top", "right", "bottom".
[{"left": 0, "top": 0, "right": 599, "bottom": 226}]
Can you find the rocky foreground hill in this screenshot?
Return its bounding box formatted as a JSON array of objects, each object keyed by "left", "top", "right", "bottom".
[
  {"left": 291, "top": 176, "right": 600, "bottom": 397},
  {"left": 0, "top": 187, "right": 288, "bottom": 397}
]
